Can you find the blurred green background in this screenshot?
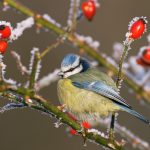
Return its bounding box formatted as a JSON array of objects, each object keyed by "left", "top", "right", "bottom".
[{"left": 0, "top": 0, "right": 150, "bottom": 150}]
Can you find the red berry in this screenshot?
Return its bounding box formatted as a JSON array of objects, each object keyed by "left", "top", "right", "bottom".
[
  {"left": 0, "top": 41, "right": 8, "bottom": 54},
  {"left": 81, "top": 0, "right": 96, "bottom": 21},
  {"left": 142, "top": 48, "right": 150, "bottom": 64},
  {"left": 82, "top": 121, "right": 91, "bottom": 129},
  {"left": 136, "top": 58, "right": 149, "bottom": 67},
  {"left": 0, "top": 25, "right": 11, "bottom": 39},
  {"left": 69, "top": 128, "right": 77, "bottom": 135},
  {"left": 129, "top": 17, "right": 147, "bottom": 40}
]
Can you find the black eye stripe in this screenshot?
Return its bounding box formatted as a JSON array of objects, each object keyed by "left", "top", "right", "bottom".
[{"left": 64, "top": 61, "right": 81, "bottom": 73}]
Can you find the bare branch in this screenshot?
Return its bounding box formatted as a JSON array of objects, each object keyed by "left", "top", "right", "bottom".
[{"left": 11, "top": 51, "right": 30, "bottom": 76}]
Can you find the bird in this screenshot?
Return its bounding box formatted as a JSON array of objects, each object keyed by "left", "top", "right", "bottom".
[{"left": 57, "top": 53, "right": 150, "bottom": 125}]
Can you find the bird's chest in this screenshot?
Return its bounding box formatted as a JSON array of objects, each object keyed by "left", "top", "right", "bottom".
[
  {"left": 57, "top": 79, "right": 120, "bottom": 120},
  {"left": 57, "top": 79, "right": 82, "bottom": 111}
]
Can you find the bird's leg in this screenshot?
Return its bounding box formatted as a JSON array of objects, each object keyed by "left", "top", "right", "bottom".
[{"left": 109, "top": 113, "right": 115, "bottom": 142}]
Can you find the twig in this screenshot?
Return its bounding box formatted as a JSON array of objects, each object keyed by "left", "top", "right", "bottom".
[
  {"left": 40, "top": 37, "right": 64, "bottom": 59},
  {"left": 3, "top": 0, "right": 150, "bottom": 105},
  {"left": 116, "top": 44, "right": 129, "bottom": 89},
  {"left": 0, "top": 86, "right": 123, "bottom": 150},
  {"left": 35, "top": 69, "right": 60, "bottom": 91},
  {"left": 11, "top": 51, "right": 30, "bottom": 76},
  {"left": 99, "top": 118, "right": 150, "bottom": 150},
  {"left": 70, "top": 0, "right": 78, "bottom": 32},
  {"left": 29, "top": 49, "right": 41, "bottom": 90}
]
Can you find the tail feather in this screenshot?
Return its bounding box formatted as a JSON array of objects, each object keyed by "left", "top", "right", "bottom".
[{"left": 120, "top": 106, "right": 150, "bottom": 125}]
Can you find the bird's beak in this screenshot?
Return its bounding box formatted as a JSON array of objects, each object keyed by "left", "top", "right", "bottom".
[{"left": 58, "top": 71, "right": 64, "bottom": 78}]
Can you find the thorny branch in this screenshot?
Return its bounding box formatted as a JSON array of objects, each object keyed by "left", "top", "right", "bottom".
[
  {"left": 0, "top": 85, "right": 123, "bottom": 150},
  {"left": 0, "top": 0, "right": 149, "bottom": 150},
  {"left": 2, "top": 0, "right": 150, "bottom": 105}
]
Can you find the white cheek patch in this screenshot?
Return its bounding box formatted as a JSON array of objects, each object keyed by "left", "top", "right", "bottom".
[
  {"left": 63, "top": 64, "right": 83, "bottom": 78},
  {"left": 61, "top": 56, "right": 80, "bottom": 72}
]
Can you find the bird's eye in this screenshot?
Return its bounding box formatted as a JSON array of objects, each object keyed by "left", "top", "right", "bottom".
[{"left": 69, "top": 68, "right": 74, "bottom": 71}]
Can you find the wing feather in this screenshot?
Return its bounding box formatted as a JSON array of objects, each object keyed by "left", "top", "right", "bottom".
[{"left": 72, "top": 81, "right": 131, "bottom": 108}]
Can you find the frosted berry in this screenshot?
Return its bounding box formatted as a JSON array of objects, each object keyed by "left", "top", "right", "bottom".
[
  {"left": 0, "top": 25, "right": 11, "bottom": 39},
  {"left": 82, "top": 121, "right": 91, "bottom": 129},
  {"left": 0, "top": 41, "right": 8, "bottom": 54},
  {"left": 81, "top": 0, "right": 96, "bottom": 21},
  {"left": 141, "top": 48, "right": 150, "bottom": 64},
  {"left": 129, "top": 17, "right": 147, "bottom": 40}
]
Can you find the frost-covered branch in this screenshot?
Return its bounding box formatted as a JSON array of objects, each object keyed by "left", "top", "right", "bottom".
[
  {"left": 98, "top": 118, "right": 150, "bottom": 150},
  {"left": 9, "top": 17, "right": 34, "bottom": 42},
  {"left": 3, "top": 0, "right": 150, "bottom": 105},
  {"left": 28, "top": 48, "right": 41, "bottom": 90},
  {"left": 11, "top": 51, "right": 30, "bottom": 75},
  {"left": 35, "top": 69, "right": 60, "bottom": 91},
  {"left": 0, "top": 85, "right": 123, "bottom": 150}
]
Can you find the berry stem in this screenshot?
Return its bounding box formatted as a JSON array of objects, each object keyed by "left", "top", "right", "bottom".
[
  {"left": 116, "top": 44, "right": 129, "bottom": 88},
  {"left": 109, "top": 43, "right": 130, "bottom": 141}
]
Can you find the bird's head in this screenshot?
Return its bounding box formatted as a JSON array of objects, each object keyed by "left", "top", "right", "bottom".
[{"left": 58, "top": 53, "right": 90, "bottom": 78}]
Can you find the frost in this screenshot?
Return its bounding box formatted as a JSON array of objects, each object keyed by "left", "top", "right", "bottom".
[
  {"left": 54, "top": 119, "right": 63, "bottom": 128},
  {"left": 88, "top": 128, "right": 108, "bottom": 138},
  {"left": 43, "top": 14, "right": 62, "bottom": 28},
  {"left": 128, "top": 16, "right": 148, "bottom": 31},
  {"left": 128, "top": 56, "right": 146, "bottom": 80},
  {"left": 67, "top": 0, "right": 81, "bottom": 26},
  {"left": 98, "top": 118, "right": 150, "bottom": 150},
  {"left": 29, "top": 47, "right": 41, "bottom": 82},
  {"left": 11, "top": 51, "right": 30, "bottom": 75},
  {"left": 75, "top": 33, "right": 100, "bottom": 50},
  {"left": 36, "top": 69, "right": 60, "bottom": 91},
  {"left": 0, "top": 103, "right": 25, "bottom": 113},
  {"left": 9, "top": 17, "right": 34, "bottom": 41},
  {"left": 93, "top": 0, "right": 101, "bottom": 8},
  {"left": 112, "top": 42, "right": 123, "bottom": 61}
]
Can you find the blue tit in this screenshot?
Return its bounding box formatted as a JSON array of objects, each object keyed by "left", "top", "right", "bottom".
[{"left": 57, "top": 53, "right": 150, "bottom": 124}]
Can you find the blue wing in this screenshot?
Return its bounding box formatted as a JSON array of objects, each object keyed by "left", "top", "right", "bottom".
[{"left": 72, "top": 81, "right": 131, "bottom": 108}]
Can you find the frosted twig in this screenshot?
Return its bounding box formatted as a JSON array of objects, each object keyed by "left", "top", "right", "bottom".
[
  {"left": 43, "top": 14, "right": 62, "bottom": 28},
  {"left": 40, "top": 37, "right": 65, "bottom": 59},
  {"left": 36, "top": 69, "right": 60, "bottom": 91},
  {"left": 29, "top": 48, "right": 41, "bottom": 89},
  {"left": 67, "top": 0, "right": 81, "bottom": 32},
  {"left": 75, "top": 33, "right": 100, "bottom": 50},
  {"left": 9, "top": 17, "right": 34, "bottom": 41},
  {"left": 0, "top": 103, "right": 26, "bottom": 113},
  {"left": 99, "top": 118, "right": 150, "bottom": 150},
  {"left": 11, "top": 51, "right": 30, "bottom": 76}
]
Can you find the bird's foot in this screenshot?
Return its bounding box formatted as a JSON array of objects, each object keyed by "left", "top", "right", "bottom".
[{"left": 57, "top": 104, "right": 66, "bottom": 112}]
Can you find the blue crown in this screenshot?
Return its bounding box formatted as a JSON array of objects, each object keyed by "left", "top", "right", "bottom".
[{"left": 61, "top": 54, "right": 79, "bottom": 68}]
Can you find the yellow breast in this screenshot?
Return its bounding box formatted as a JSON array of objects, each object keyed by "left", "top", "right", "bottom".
[{"left": 57, "top": 79, "right": 120, "bottom": 120}]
